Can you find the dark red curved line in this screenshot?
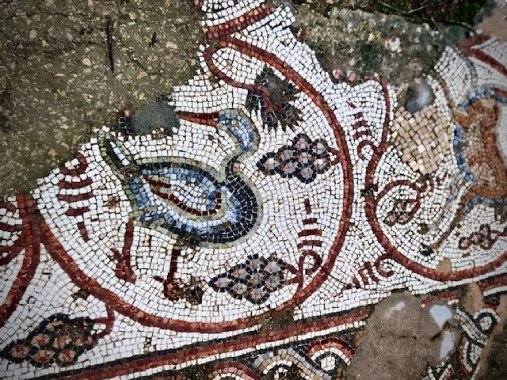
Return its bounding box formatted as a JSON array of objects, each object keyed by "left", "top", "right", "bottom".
[
  {"left": 152, "top": 187, "right": 219, "bottom": 216},
  {"left": 0, "top": 222, "right": 22, "bottom": 232},
  {"left": 47, "top": 310, "right": 368, "bottom": 380},
  {"left": 467, "top": 48, "right": 507, "bottom": 78},
  {"left": 57, "top": 192, "right": 94, "bottom": 202},
  {"left": 493, "top": 87, "right": 507, "bottom": 98},
  {"left": 421, "top": 290, "right": 458, "bottom": 307},
  {"left": 176, "top": 111, "right": 219, "bottom": 127},
  {"left": 296, "top": 240, "right": 322, "bottom": 249},
  {"left": 285, "top": 262, "right": 301, "bottom": 277},
  {"left": 146, "top": 177, "right": 223, "bottom": 216},
  {"left": 204, "top": 45, "right": 275, "bottom": 112},
  {"left": 364, "top": 261, "right": 379, "bottom": 283},
  {"left": 65, "top": 206, "right": 90, "bottom": 217},
  {"left": 0, "top": 239, "right": 23, "bottom": 266},
  {"left": 41, "top": 34, "right": 353, "bottom": 333},
  {"left": 111, "top": 248, "right": 135, "bottom": 283},
  {"left": 364, "top": 76, "right": 390, "bottom": 148},
  {"left": 111, "top": 220, "right": 136, "bottom": 283},
  {"left": 214, "top": 35, "right": 353, "bottom": 308},
  {"left": 304, "top": 199, "right": 312, "bottom": 214},
  {"left": 0, "top": 244, "right": 19, "bottom": 254},
  {"left": 493, "top": 229, "right": 507, "bottom": 238},
  {"left": 306, "top": 336, "right": 353, "bottom": 354},
  {"left": 0, "top": 195, "right": 40, "bottom": 328},
  {"left": 298, "top": 229, "right": 322, "bottom": 237},
  {"left": 358, "top": 266, "right": 370, "bottom": 285},
  {"left": 94, "top": 306, "right": 116, "bottom": 339},
  {"left": 76, "top": 221, "right": 89, "bottom": 242},
  {"left": 299, "top": 249, "right": 322, "bottom": 277},
  {"left": 166, "top": 248, "right": 182, "bottom": 283},
  {"left": 484, "top": 300, "right": 499, "bottom": 310},
  {"left": 204, "top": 4, "right": 275, "bottom": 40},
  {"left": 374, "top": 255, "right": 394, "bottom": 278},
  {"left": 405, "top": 198, "right": 422, "bottom": 220},
  {"left": 364, "top": 78, "right": 507, "bottom": 281},
  {"left": 457, "top": 340, "right": 470, "bottom": 378},
  {"left": 352, "top": 120, "right": 369, "bottom": 129},
  {"left": 357, "top": 140, "right": 376, "bottom": 160},
  {"left": 0, "top": 201, "right": 16, "bottom": 213},
  {"left": 43, "top": 219, "right": 263, "bottom": 332},
  {"left": 478, "top": 273, "right": 507, "bottom": 293},
  {"left": 375, "top": 179, "right": 421, "bottom": 208},
  {"left": 458, "top": 34, "right": 491, "bottom": 54},
  {"left": 44, "top": 214, "right": 368, "bottom": 336},
  {"left": 59, "top": 152, "right": 88, "bottom": 176},
  {"left": 58, "top": 178, "right": 93, "bottom": 189}
]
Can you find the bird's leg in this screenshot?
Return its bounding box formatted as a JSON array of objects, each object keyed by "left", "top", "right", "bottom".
[
  {"left": 111, "top": 220, "right": 137, "bottom": 283},
  {"left": 154, "top": 239, "right": 186, "bottom": 301},
  {"left": 166, "top": 245, "right": 183, "bottom": 297}
]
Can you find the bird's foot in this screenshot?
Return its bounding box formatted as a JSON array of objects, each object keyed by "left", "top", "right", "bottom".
[{"left": 153, "top": 276, "right": 183, "bottom": 301}]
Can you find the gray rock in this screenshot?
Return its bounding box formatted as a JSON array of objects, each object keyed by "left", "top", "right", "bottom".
[
  {"left": 405, "top": 78, "right": 435, "bottom": 114},
  {"left": 346, "top": 292, "right": 442, "bottom": 380}
]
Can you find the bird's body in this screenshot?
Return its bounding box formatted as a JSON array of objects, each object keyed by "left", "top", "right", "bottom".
[
  {"left": 102, "top": 110, "right": 260, "bottom": 299},
  {"left": 130, "top": 158, "right": 258, "bottom": 244}
]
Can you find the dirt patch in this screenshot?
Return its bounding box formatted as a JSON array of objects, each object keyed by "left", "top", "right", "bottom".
[
  {"left": 436, "top": 258, "right": 452, "bottom": 273},
  {"left": 0, "top": 0, "right": 200, "bottom": 197},
  {"left": 346, "top": 292, "right": 441, "bottom": 379},
  {"left": 293, "top": 4, "right": 453, "bottom": 86},
  {"left": 462, "top": 282, "right": 484, "bottom": 314},
  {"left": 479, "top": 4, "right": 507, "bottom": 41}
]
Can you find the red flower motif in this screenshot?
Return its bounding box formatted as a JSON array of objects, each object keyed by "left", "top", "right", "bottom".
[
  {"left": 58, "top": 349, "right": 77, "bottom": 364},
  {"left": 10, "top": 344, "right": 29, "bottom": 359},
  {"left": 32, "top": 349, "right": 55, "bottom": 364},
  {"left": 31, "top": 333, "right": 51, "bottom": 348}
]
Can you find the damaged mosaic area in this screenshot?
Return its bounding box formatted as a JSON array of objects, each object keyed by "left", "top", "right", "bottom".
[{"left": 0, "top": 0, "right": 506, "bottom": 378}]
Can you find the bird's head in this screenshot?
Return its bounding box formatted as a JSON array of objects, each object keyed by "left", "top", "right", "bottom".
[{"left": 216, "top": 110, "right": 259, "bottom": 156}]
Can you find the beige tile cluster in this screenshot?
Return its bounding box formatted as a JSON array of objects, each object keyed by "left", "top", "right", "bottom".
[{"left": 392, "top": 105, "right": 451, "bottom": 175}]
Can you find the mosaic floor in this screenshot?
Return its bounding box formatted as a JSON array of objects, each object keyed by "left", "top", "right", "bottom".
[{"left": 1, "top": 0, "right": 506, "bottom": 378}]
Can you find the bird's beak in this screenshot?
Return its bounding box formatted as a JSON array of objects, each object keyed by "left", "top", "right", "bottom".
[{"left": 100, "top": 133, "right": 135, "bottom": 174}]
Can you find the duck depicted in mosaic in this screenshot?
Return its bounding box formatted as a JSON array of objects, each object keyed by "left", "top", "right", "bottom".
[
  {"left": 100, "top": 110, "right": 262, "bottom": 299},
  {"left": 0, "top": 0, "right": 506, "bottom": 378},
  {"left": 109, "top": 110, "right": 260, "bottom": 244}
]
